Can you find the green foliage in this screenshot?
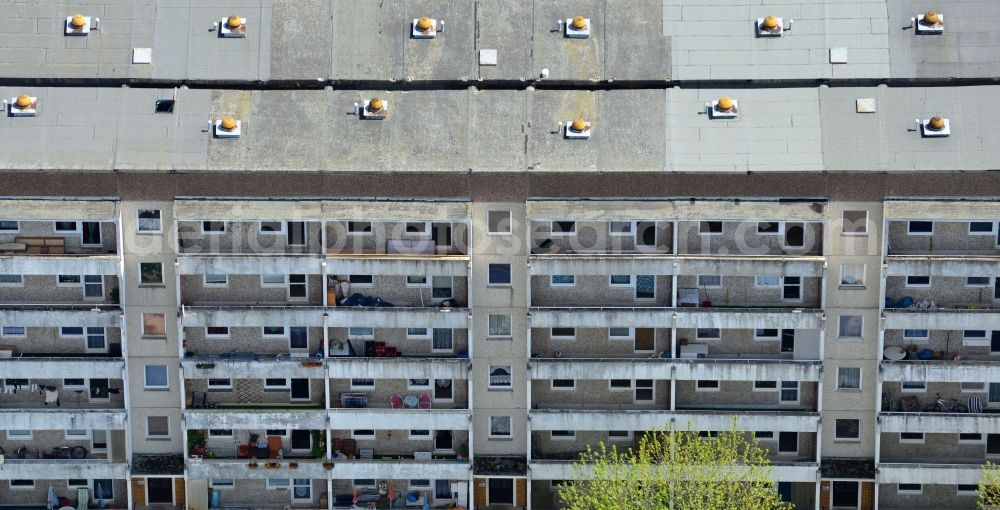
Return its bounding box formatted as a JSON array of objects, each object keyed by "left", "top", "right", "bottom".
[
  {"left": 979, "top": 461, "right": 1000, "bottom": 508},
  {"left": 187, "top": 429, "right": 206, "bottom": 451},
  {"left": 558, "top": 421, "right": 791, "bottom": 510},
  {"left": 311, "top": 430, "right": 326, "bottom": 459}
]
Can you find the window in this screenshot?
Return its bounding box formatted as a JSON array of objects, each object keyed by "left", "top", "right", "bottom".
[
  {"left": 348, "top": 327, "right": 373, "bottom": 339},
  {"left": 0, "top": 220, "right": 18, "bottom": 231},
  {"left": 406, "top": 327, "right": 430, "bottom": 339},
  {"left": 961, "top": 382, "right": 986, "bottom": 392},
  {"left": 262, "top": 274, "right": 285, "bottom": 286},
  {"left": 837, "top": 368, "right": 861, "bottom": 390},
  {"left": 406, "top": 275, "right": 429, "bottom": 287},
  {"left": 551, "top": 327, "right": 575, "bottom": 340},
  {"left": 990, "top": 433, "right": 1000, "bottom": 455},
  {"left": 67, "top": 479, "right": 89, "bottom": 489},
  {"left": 351, "top": 430, "right": 376, "bottom": 439},
  {"left": 699, "top": 221, "right": 722, "bottom": 234},
  {"left": 350, "top": 378, "right": 375, "bottom": 390},
  {"left": 899, "top": 432, "right": 924, "bottom": 444},
  {"left": 54, "top": 221, "right": 79, "bottom": 233},
  {"left": 262, "top": 326, "right": 287, "bottom": 338},
  {"left": 147, "top": 416, "right": 170, "bottom": 438},
  {"left": 696, "top": 380, "right": 720, "bottom": 391},
  {"left": 551, "top": 379, "right": 575, "bottom": 390},
  {"left": 609, "top": 379, "right": 632, "bottom": 391},
  {"left": 965, "top": 330, "right": 989, "bottom": 347},
  {"left": 782, "top": 276, "right": 801, "bottom": 300},
  {"left": 286, "top": 221, "right": 306, "bottom": 246},
  {"left": 755, "top": 328, "right": 779, "bottom": 340},
  {"left": 778, "top": 432, "right": 798, "bottom": 454},
  {"left": 608, "top": 430, "right": 633, "bottom": 441},
  {"left": 957, "top": 484, "right": 979, "bottom": 496},
  {"left": 488, "top": 264, "right": 511, "bottom": 285},
  {"left": 290, "top": 478, "right": 312, "bottom": 501},
  {"left": 908, "top": 221, "right": 933, "bottom": 235},
  {"left": 93, "top": 479, "right": 114, "bottom": 501},
  {"left": 831, "top": 481, "right": 859, "bottom": 508},
  {"left": 551, "top": 430, "right": 576, "bottom": 440},
  {"left": 405, "top": 221, "right": 430, "bottom": 235},
  {"left": 201, "top": 221, "right": 225, "bottom": 233},
  {"left": 0, "top": 274, "right": 22, "bottom": 286},
  {"left": 92, "top": 430, "right": 108, "bottom": 451},
  {"left": 435, "top": 480, "right": 452, "bottom": 500},
  {"left": 635, "top": 379, "right": 654, "bottom": 402},
  {"left": 897, "top": 484, "right": 922, "bottom": 495},
  {"left": 840, "top": 264, "right": 865, "bottom": 287},
  {"left": 489, "top": 366, "right": 512, "bottom": 389},
  {"left": 959, "top": 433, "right": 984, "bottom": 444},
  {"left": 204, "top": 273, "right": 228, "bottom": 287},
  {"left": 970, "top": 221, "right": 996, "bottom": 235},
  {"left": 609, "top": 274, "right": 632, "bottom": 286},
  {"left": 210, "top": 479, "right": 235, "bottom": 489},
  {"left": 140, "top": 262, "right": 164, "bottom": 285},
  {"left": 838, "top": 315, "right": 863, "bottom": 339},
  {"left": 756, "top": 275, "right": 780, "bottom": 287},
  {"left": 550, "top": 221, "right": 576, "bottom": 235},
  {"left": 137, "top": 210, "right": 162, "bottom": 232},
  {"left": 58, "top": 274, "right": 82, "bottom": 286},
  {"left": 348, "top": 274, "right": 373, "bottom": 286},
  {"left": 755, "top": 431, "right": 775, "bottom": 440},
  {"left": 432, "top": 328, "right": 454, "bottom": 352},
  {"left": 64, "top": 378, "right": 86, "bottom": 388},
  {"left": 83, "top": 274, "right": 103, "bottom": 298},
  {"left": 905, "top": 275, "right": 931, "bottom": 287},
  {"left": 288, "top": 274, "right": 307, "bottom": 299},
  {"left": 353, "top": 479, "right": 376, "bottom": 489},
  {"left": 61, "top": 326, "right": 84, "bottom": 337},
  {"left": 10, "top": 480, "right": 35, "bottom": 490},
  {"left": 842, "top": 211, "right": 868, "bottom": 235},
  {"left": 1, "top": 326, "right": 25, "bottom": 337},
  {"left": 696, "top": 328, "right": 721, "bottom": 340},
  {"left": 259, "top": 221, "right": 284, "bottom": 234},
  {"left": 208, "top": 378, "right": 232, "bottom": 390},
  {"left": 347, "top": 221, "right": 372, "bottom": 234},
  {"left": 86, "top": 327, "right": 106, "bottom": 351},
  {"left": 267, "top": 478, "right": 291, "bottom": 489},
  {"left": 780, "top": 381, "right": 799, "bottom": 403},
  {"left": 968, "top": 276, "right": 991, "bottom": 287},
  {"left": 488, "top": 211, "right": 512, "bottom": 234},
  {"left": 205, "top": 326, "right": 230, "bottom": 338},
  {"left": 408, "top": 378, "right": 431, "bottom": 390},
  {"left": 143, "top": 313, "right": 166, "bottom": 336},
  {"left": 757, "top": 221, "right": 782, "bottom": 234},
  {"left": 550, "top": 274, "right": 575, "bottom": 286},
  {"left": 7, "top": 430, "right": 32, "bottom": 440},
  {"left": 409, "top": 429, "right": 431, "bottom": 440},
  {"left": 609, "top": 327, "right": 633, "bottom": 340},
  {"left": 265, "top": 378, "right": 290, "bottom": 390},
  {"left": 609, "top": 221, "right": 633, "bottom": 235},
  {"left": 753, "top": 381, "right": 777, "bottom": 392},
  {"left": 697, "top": 275, "right": 721, "bottom": 288},
  {"left": 431, "top": 276, "right": 452, "bottom": 299},
  {"left": 902, "top": 380, "right": 926, "bottom": 393},
  {"left": 835, "top": 419, "right": 860, "bottom": 441},
  {"left": 699, "top": 431, "right": 719, "bottom": 439},
  {"left": 903, "top": 329, "right": 929, "bottom": 341},
  {"left": 488, "top": 315, "right": 511, "bottom": 338},
  {"left": 144, "top": 365, "right": 169, "bottom": 389},
  {"left": 489, "top": 416, "right": 511, "bottom": 438}
]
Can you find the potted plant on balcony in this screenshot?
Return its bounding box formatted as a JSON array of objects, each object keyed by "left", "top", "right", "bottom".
[
  {"left": 188, "top": 430, "right": 207, "bottom": 458},
  {"left": 322, "top": 458, "right": 334, "bottom": 470},
  {"left": 457, "top": 443, "right": 468, "bottom": 462},
  {"left": 248, "top": 456, "right": 258, "bottom": 468},
  {"left": 311, "top": 431, "right": 326, "bottom": 459},
  {"left": 289, "top": 461, "right": 299, "bottom": 469}
]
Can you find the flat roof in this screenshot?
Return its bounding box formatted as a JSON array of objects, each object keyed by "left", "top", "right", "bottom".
[
  {"left": 2, "top": 85, "right": 998, "bottom": 173},
  {"left": 3, "top": 0, "right": 995, "bottom": 83}
]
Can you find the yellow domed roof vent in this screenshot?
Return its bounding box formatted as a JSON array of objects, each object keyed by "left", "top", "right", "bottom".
[
  {"left": 227, "top": 15, "right": 242, "bottom": 29},
  {"left": 411, "top": 17, "right": 438, "bottom": 38},
  {"left": 416, "top": 17, "right": 433, "bottom": 31},
  {"left": 923, "top": 10, "right": 940, "bottom": 25},
  {"left": 762, "top": 16, "right": 779, "bottom": 29},
  {"left": 214, "top": 116, "right": 241, "bottom": 137},
  {"left": 220, "top": 116, "right": 237, "bottom": 131},
  {"left": 929, "top": 116, "right": 945, "bottom": 130},
  {"left": 15, "top": 94, "right": 32, "bottom": 108},
  {"left": 9, "top": 93, "right": 37, "bottom": 116},
  {"left": 220, "top": 15, "right": 246, "bottom": 37},
  {"left": 368, "top": 97, "right": 383, "bottom": 112},
  {"left": 756, "top": 15, "right": 785, "bottom": 37},
  {"left": 915, "top": 10, "right": 943, "bottom": 33},
  {"left": 564, "top": 117, "right": 591, "bottom": 139},
  {"left": 71, "top": 14, "right": 87, "bottom": 28},
  {"left": 920, "top": 116, "right": 950, "bottom": 137},
  {"left": 717, "top": 96, "right": 733, "bottom": 111},
  {"left": 65, "top": 13, "right": 91, "bottom": 35},
  {"left": 565, "top": 16, "right": 591, "bottom": 38},
  {"left": 361, "top": 97, "right": 389, "bottom": 119},
  {"left": 710, "top": 96, "right": 739, "bottom": 119}
]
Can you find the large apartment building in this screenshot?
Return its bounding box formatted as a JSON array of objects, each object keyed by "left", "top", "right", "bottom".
[{"left": 1, "top": 0, "right": 1000, "bottom": 509}]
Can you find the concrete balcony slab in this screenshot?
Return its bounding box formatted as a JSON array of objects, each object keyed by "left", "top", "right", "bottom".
[
  {"left": 327, "top": 307, "right": 468, "bottom": 329},
  {"left": 186, "top": 459, "right": 327, "bottom": 480},
  {"left": 182, "top": 358, "right": 324, "bottom": 379},
  {"left": 529, "top": 409, "right": 819, "bottom": 432},
  {"left": 878, "top": 463, "right": 981, "bottom": 484},
  {"left": 529, "top": 460, "right": 818, "bottom": 482},
  {"left": 328, "top": 357, "right": 469, "bottom": 380},
  {"left": 880, "top": 412, "right": 1000, "bottom": 434},
  {"left": 184, "top": 409, "right": 327, "bottom": 429},
  {"left": 329, "top": 459, "right": 471, "bottom": 479},
  {"left": 326, "top": 255, "right": 469, "bottom": 277},
  {"left": 0, "top": 460, "right": 127, "bottom": 479},
  {"left": 0, "top": 409, "right": 126, "bottom": 429},
  {"left": 0, "top": 307, "right": 120, "bottom": 327},
  {"left": 883, "top": 310, "right": 1000, "bottom": 331},
  {"left": 181, "top": 306, "right": 325, "bottom": 327},
  {"left": 329, "top": 408, "right": 470, "bottom": 430},
  {"left": 178, "top": 255, "right": 323, "bottom": 275},
  {"left": 881, "top": 360, "right": 1000, "bottom": 383},
  {"left": 885, "top": 256, "right": 1000, "bottom": 277},
  {"left": 0, "top": 358, "right": 124, "bottom": 379},
  {"left": 0, "top": 255, "right": 119, "bottom": 275}
]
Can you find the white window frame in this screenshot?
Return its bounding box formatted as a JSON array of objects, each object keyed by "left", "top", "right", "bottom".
[
  {"left": 210, "top": 479, "right": 236, "bottom": 490},
  {"left": 834, "top": 419, "right": 861, "bottom": 442},
  {"left": 408, "top": 429, "right": 432, "bottom": 440},
  {"left": 841, "top": 211, "right": 868, "bottom": 236},
  {"left": 836, "top": 367, "right": 862, "bottom": 391},
  {"left": 1, "top": 326, "right": 26, "bottom": 337},
  {"left": 0, "top": 273, "right": 23, "bottom": 287},
  {"left": 901, "top": 380, "right": 927, "bottom": 393},
  {"left": 81, "top": 222, "right": 103, "bottom": 245},
  {"left": 608, "top": 379, "right": 632, "bottom": 391},
  {"left": 964, "top": 330, "right": 989, "bottom": 347},
  {"left": 201, "top": 221, "right": 226, "bottom": 234},
  {"left": 266, "top": 479, "right": 291, "bottom": 490},
  {"left": 67, "top": 479, "right": 89, "bottom": 489},
  {"left": 487, "top": 315, "right": 512, "bottom": 338},
  {"left": 957, "top": 484, "right": 980, "bottom": 496},
  {"left": 205, "top": 326, "right": 230, "bottom": 339},
  {"left": 489, "top": 416, "right": 512, "bottom": 439},
  {"left": 697, "top": 275, "right": 722, "bottom": 288},
  {"left": 699, "top": 221, "right": 723, "bottom": 235},
  {"left": 755, "top": 275, "right": 780, "bottom": 288},
  {"left": 406, "top": 327, "right": 431, "bottom": 340},
  {"left": 754, "top": 328, "right": 779, "bottom": 341},
  {"left": 288, "top": 274, "right": 308, "bottom": 301},
  {"left": 348, "top": 274, "right": 374, "bottom": 288},
  {"left": 905, "top": 275, "right": 932, "bottom": 288},
  {"left": 549, "top": 220, "right": 576, "bottom": 236},
  {"left": 838, "top": 315, "right": 863, "bottom": 340},
  {"left": 903, "top": 329, "right": 929, "bottom": 342},
  {"left": 779, "top": 381, "right": 800, "bottom": 404},
  {"left": 203, "top": 273, "right": 228, "bottom": 287},
  {"left": 136, "top": 209, "right": 162, "bottom": 233},
  {"left": 60, "top": 326, "right": 85, "bottom": 338},
  {"left": 262, "top": 326, "right": 288, "bottom": 339},
  {"left": 756, "top": 221, "right": 784, "bottom": 235},
  {"left": 264, "top": 378, "right": 290, "bottom": 390},
  {"left": 143, "top": 365, "right": 169, "bottom": 390},
  {"left": 291, "top": 478, "right": 312, "bottom": 501},
  {"left": 350, "top": 378, "right": 375, "bottom": 391},
  {"left": 961, "top": 382, "right": 986, "bottom": 392},
  {"left": 969, "top": 221, "right": 997, "bottom": 235},
  {"left": 967, "top": 276, "right": 992, "bottom": 288},
  {"left": 907, "top": 221, "right": 934, "bottom": 235},
  {"left": 634, "top": 379, "right": 654, "bottom": 403},
  {"left": 839, "top": 264, "right": 866, "bottom": 287},
  {"left": 897, "top": 483, "right": 922, "bottom": 495},
  {"left": 696, "top": 328, "right": 721, "bottom": 340},
  {"left": 146, "top": 416, "right": 170, "bottom": 439},
  {"left": 405, "top": 275, "right": 430, "bottom": 288},
  {"left": 608, "top": 430, "right": 633, "bottom": 441},
  {"left": 550, "top": 379, "right": 576, "bottom": 391},
  {"left": 550, "top": 274, "right": 576, "bottom": 287},
  {"left": 608, "top": 275, "right": 632, "bottom": 287},
  {"left": 261, "top": 274, "right": 286, "bottom": 287},
  {"left": 407, "top": 378, "right": 432, "bottom": 391},
  {"left": 609, "top": 327, "right": 634, "bottom": 341},
  {"left": 0, "top": 220, "right": 20, "bottom": 232},
  {"left": 53, "top": 221, "right": 80, "bottom": 234},
  {"left": 57, "top": 274, "right": 82, "bottom": 287},
  {"left": 550, "top": 327, "right": 576, "bottom": 340},
  {"left": 346, "top": 221, "right": 372, "bottom": 235},
  {"left": 488, "top": 365, "right": 513, "bottom": 390},
  {"left": 258, "top": 221, "right": 286, "bottom": 235},
  {"left": 6, "top": 429, "right": 33, "bottom": 440},
  {"left": 695, "top": 380, "right": 720, "bottom": 392},
  {"left": 347, "top": 327, "right": 374, "bottom": 340},
  {"left": 550, "top": 430, "right": 576, "bottom": 441},
  {"left": 753, "top": 381, "right": 778, "bottom": 393},
  {"left": 139, "top": 262, "right": 164, "bottom": 285},
  {"left": 959, "top": 433, "right": 985, "bottom": 444},
  {"left": 65, "top": 429, "right": 89, "bottom": 440},
  {"left": 608, "top": 221, "right": 633, "bottom": 236},
  {"left": 207, "top": 378, "right": 233, "bottom": 391},
  {"left": 898, "top": 432, "right": 925, "bottom": 444},
  {"left": 9, "top": 480, "right": 35, "bottom": 490},
  {"left": 487, "top": 211, "right": 512, "bottom": 235},
  {"left": 404, "top": 221, "right": 431, "bottom": 236}
]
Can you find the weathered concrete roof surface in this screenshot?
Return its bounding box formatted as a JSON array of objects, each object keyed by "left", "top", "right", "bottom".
[
  {"left": 3, "top": 85, "right": 999, "bottom": 172},
  {"left": 887, "top": 0, "right": 1000, "bottom": 79}
]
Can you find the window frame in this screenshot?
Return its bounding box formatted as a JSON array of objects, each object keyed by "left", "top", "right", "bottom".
[
  {"left": 258, "top": 221, "right": 286, "bottom": 235},
  {"left": 608, "top": 221, "right": 634, "bottom": 236},
  {"left": 488, "top": 365, "right": 513, "bottom": 390},
  {"left": 203, "top": 273, "right": 229, "bottom": 287},
  {"left": 696, "top": 275, "right": 722, "bottom": 288},
  {"left": 137, "top": 210, "right": 162, "bottom": 233},
  {"left": 836, "top": 367, "right": 862, "bottom": 391},
  {"left": 139, "top": 262, "right": 164, "bottom": 285},
  {"left": 146, "top": 416, "right": 171, "bottom": 439},
  {"left": 834, "top": 418, "right": 861, "bottom": 442},
  {"left": 841, "top": 211, "right": 868, "bottom": 236},
  {"left": 756, "top": 221, "right": 783, "bottom": 235},
  {"left": 907, "top": 220, "right": 934, "bottom": 235},
  {"left": 905, "top": 275, "right": 932, "bottom": 288},
  {"left": 201, "top": 221, "right": 226, "bottom": 234},
  {"left": 550, "top": 379, "right": 576, "bottom": 391},
  {"left": 838, "top": 315, "right": 863, "bottom": 340},
  {"left": 550, "top": 274, "right": 576, "bottom": 287},
  {"left": 489, "top": 416, "right": 512, "bottom": 439},
  {"left": 0, "top": 220, "right": 19, "bottom": 232},
  {"left": 487, "top": 211, "right": 512, "bottom": 235},
  {"left": 142, "top": 313, "right": 167, "bottom": 337},
  {"left": 488, "top": 263, "right": 512, "bottom": 286},
  {"left": 549, "top": 221, "right": 577, "bottom": 236},
  {"left": 699, "top": 221, "right": 723, "bottom": 235},
  {"left": 144, "top": 365, "right": 169, "bottom": 390},
  {"left": 969, "top": 221, "right": 996, "bottom": 235}
]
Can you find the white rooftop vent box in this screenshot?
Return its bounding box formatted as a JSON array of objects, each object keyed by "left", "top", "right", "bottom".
[
  {"left": 214, "top": 116, "right": 241, "bottom": 138},
  {"left": 564, "top": 118, "right": 591, "bottom": 139},
  {"left": 8, "top": 95, "right": 37, "bottom": 117},
  {"left": 412, "top": 17, "right": 439, "bottom": 39},
  {"left": 564, "top": 16, "right": 591, "bottom": 38},
  {"left": 708, "top": 96, "right": 739, "bottom": 120},
  {"left": 65, "top": 14, "right": 91, "bottom": 36},
  {"left": 360, "top": 97, "right": 388, "bottom": 120},
  {"left": 220, "top": 15, "right": 247, "bottom": 38},
  {"left": 756, "top": 16, "right": 785, "bottom": 37},
  {"left": 919, "top": 116, "right": 950, "bottom": 137},
  {"left": 914, "top": 11, "right": 943, "bottom": 34}
]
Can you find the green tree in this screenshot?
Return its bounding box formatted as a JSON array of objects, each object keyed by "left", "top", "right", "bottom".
[
  {"left": 557, "top": 421, "right": 792, "bottom": 510},
  {"left": 979, "top": 461, "right": 1000, "bottom": 508}
]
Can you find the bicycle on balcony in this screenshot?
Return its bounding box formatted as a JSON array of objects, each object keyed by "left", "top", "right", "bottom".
[{"left": 922, "top": 393, "right": 968, "bottom": 413}]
